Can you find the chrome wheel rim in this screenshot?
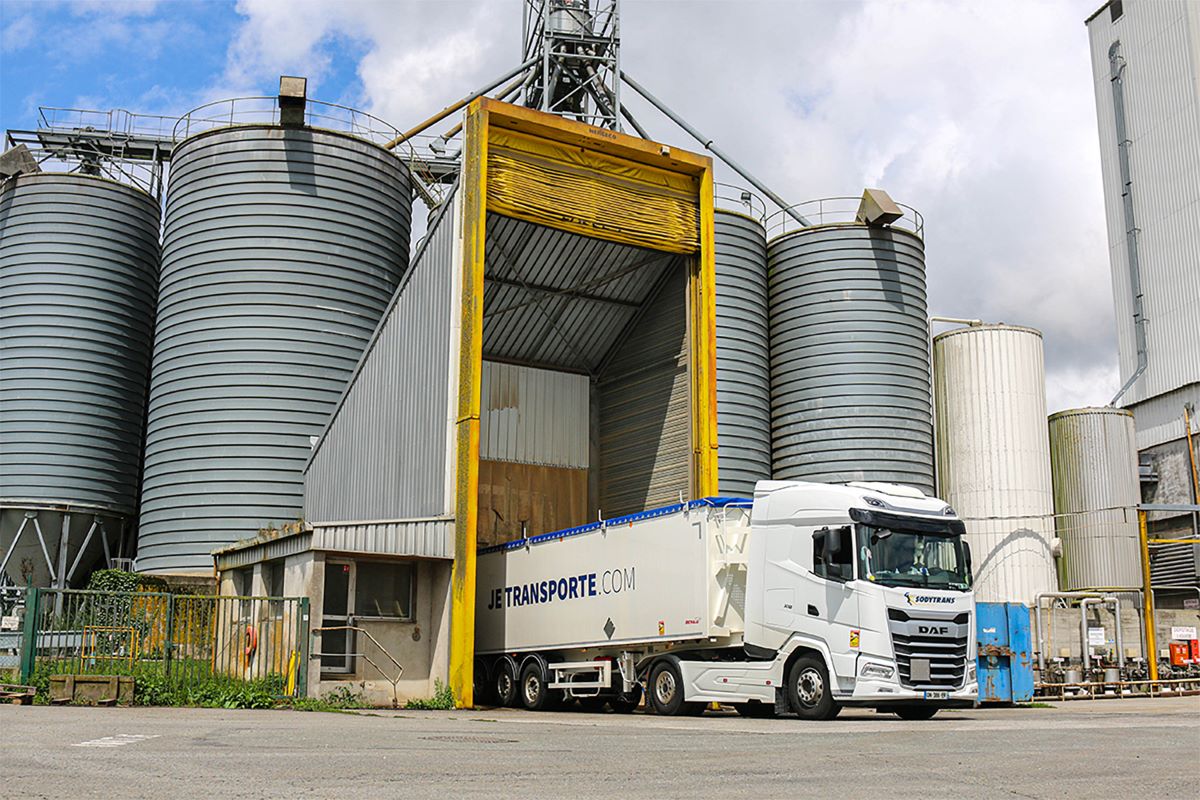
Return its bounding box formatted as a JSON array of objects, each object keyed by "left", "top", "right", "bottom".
[
  {"left": 654, "top": 670, "right": 677, "bottom": 706},
  {"left": 797, "top": 667, "right": 823, "bottom": 707},
  {"left": 524, "top": 674, "right": 540, "bottom": 705},
  {"left": 497, "top": 672, "right": 512, "bottom": 700}
]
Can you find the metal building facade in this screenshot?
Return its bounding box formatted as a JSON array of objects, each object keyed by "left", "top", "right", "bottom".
[
  {"left": 0, "top": 173, "right": 159, "bottom": 586},
  {"left": 713, "top": 210, "right": 771, "bottom": 496},
  {"left": 1087, "top": 0, "right": 1200, "bottom": 449},
  {"left": 768, "top": 216, "right": 934, "bottom": 495},
  {"left": 1048, "top": 407, "right": 1143, "bottom": 591},
  {"left": 933, "top": 325, "right": 1058, "bottom": 604},
  {"left": 138, "top": 125, "right": 412, "bottom": 573}
]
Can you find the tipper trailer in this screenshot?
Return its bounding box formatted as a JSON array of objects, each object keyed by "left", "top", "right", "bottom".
[{"left": 475, "top": 480, "right": 978, "bottom": 719}]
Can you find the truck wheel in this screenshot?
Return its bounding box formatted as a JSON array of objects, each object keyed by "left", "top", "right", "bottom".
[
  {"left": 519, "top": 662, "right": 556, "bottom": 711},
  {"left": 495, "top": 660, "right": 518, "bottom": 708},
  {"left": 894, "top": 706, "right": 939, "bottom": 721},
  {"left": 608, "top": 685, "right": 642, "bottom": 714},
  {"left": 787, "top": 655, "right": 840, "bottom": 721},
  {"left": 474, "top": 660, "right": 496, "bottom": 706},
  {"left": 649, "top": 660, "right": 698, "bottom": 716}
]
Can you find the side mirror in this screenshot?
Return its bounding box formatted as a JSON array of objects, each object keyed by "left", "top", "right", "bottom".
[{"left": 962, "top": 540, "right": 973, "bottom": 574}]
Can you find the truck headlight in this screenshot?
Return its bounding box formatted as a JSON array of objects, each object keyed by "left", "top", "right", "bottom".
[
  {"left": 968, "top": 662, "right": 976, "bottom": 682},
  {"left": 861, "top": 662, "right": 894, "bottom": 679}
]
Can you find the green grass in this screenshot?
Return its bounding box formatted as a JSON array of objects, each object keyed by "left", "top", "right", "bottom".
[{"left": 404, "top": 679, "right": 454, "bottom": 710}]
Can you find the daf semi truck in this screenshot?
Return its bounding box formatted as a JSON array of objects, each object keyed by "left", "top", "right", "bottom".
[{"left": 474, "top": 480, "right": 978, "bottom": 720}]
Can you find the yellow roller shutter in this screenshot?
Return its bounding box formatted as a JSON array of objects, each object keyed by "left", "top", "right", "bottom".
[{"left": 486, "top": 127, "right": 700, "bottom": 254}]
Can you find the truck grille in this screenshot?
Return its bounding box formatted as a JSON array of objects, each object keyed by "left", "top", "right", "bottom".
[{"left": 886, "top": 608, "right": 969, "bottom": 690}]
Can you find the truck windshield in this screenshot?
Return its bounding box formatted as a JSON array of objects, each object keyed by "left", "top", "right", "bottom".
[{"left": 857, "top": 525, "right": 971, "bottom": 591}]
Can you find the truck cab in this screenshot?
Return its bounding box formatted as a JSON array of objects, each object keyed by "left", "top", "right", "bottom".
[{"left": 740, "top": 480, "right": 977, "bottom": 718}]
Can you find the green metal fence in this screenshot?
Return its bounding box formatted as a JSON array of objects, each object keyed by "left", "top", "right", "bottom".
[{"left": 16, "top": 588, "right": 309, "bottom": 698}]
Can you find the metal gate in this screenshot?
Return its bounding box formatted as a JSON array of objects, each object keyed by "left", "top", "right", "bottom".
[{"left": 13, "top": 588, "right": 309, "bottom": 697}]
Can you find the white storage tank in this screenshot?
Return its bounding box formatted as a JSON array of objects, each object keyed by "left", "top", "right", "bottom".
[
  {"left": 1048, "top": 407, "right": 1142, "bottom": 590},
  {"left": 933, "top": 324, "right": 1058, "bottom": 604}
]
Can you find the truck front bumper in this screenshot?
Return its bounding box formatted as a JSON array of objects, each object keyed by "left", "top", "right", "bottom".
[{"left": 839, "top": 678, "right": 978, "bottom": 707}]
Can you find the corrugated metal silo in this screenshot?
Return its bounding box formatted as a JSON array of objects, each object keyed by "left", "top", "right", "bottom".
[
  {"left": 767, "top": 202, "right": 934, "bottom": 494},
  {"left": 714, "top": 209, "right": 770, "bottom": 496},
  {"left": 137, "top": 124, "right": 412, "bottom": 574},
  {"left": 0, "top": 173, "right": 159, "bottom": 586},
  {"left": 933, "top": 324, "right": 1058, "bottom": 604},
  {"left": 1048, "top": 407, "right": 1142, "bottom": 590}
]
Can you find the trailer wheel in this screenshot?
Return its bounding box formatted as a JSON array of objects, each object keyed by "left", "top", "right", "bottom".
[
  {"left": 787, "top": 655, "right": 840, "bottom": 721},
  {"left": 649, "top": 660, "right": 698, "bottom": 716},
  {"left": 519, "top": 661, "right": 556, "bottom": 711},
  {"left": 893, "top": 706, "right": 939, "bottom": 721},
  {"left": 495, "top": 659, "right": 518, "bottom": 708}
]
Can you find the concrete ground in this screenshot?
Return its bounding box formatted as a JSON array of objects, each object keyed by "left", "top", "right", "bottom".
[{"left": 0, "top": 697, "right": 1196, "bottom": 799}]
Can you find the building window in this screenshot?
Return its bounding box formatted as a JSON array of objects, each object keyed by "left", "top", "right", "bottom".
[
  {"left": 354, "top": 562, "right": 415, "bottom": 620},
  {"left": 1110, "top": 0, "right": 1123, "bottom": 22},
  {"left": 267, "top": 561, "right": 285, "bottom": 616}
]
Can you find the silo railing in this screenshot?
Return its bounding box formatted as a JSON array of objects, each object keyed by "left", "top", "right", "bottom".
[
  {"left": 714, "top": 182, "right": 768, "bottom": 221},
  {"left": 766, "top": 196, "right": 924, "bottom": 239}
]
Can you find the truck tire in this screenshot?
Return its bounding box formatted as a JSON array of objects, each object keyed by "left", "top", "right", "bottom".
[
  {"left": 649, "top": 660, "right": 700, "bottom": 716},
  {"left": 519, "top": 661, "right": 557, "bottom": 711},
  {"left": 893, "top": 706, "right": 939, "bottom": 721},
  {"left": 787, "top": 655, "right": 840, "bottom": 721},
  {"left": 495, "top": 659, "right": 518, "bottom": 708}
]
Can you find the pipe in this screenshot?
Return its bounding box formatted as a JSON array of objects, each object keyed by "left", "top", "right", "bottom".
[
  {"left": 619, "top": 70, "right": 810, "bottom": 226},
  {"left": 1080, "top": 598, "right": 1099, "bottom": 673},
  {"left": 1138, "top": 510, "right": 1158, "bottom": 682},
  {"left": 930, "top": 316, "right": 983, "bottom": 327},
  {"left": 385, "top": 57, "right": 539, "bottom": 150},
  {"left": 434, "top": 70, "right": 532, "bottom": 147},
  {"left": 1034, "top": 591, "right": 1108, "bottom": 672},
  {"left": 1107, "top": 41, "right": 1148, "bottom": 406}
]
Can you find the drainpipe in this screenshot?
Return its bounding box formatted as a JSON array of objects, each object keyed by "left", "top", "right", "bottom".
[
  {"left": 1107, "top": 40, "right": 1149, "bottom": 406},
  {"left": 1080, "top": 598, "right": 1100, "bottom": 674},
  {"left": 1080, "top": 596, "right": 1126, "bottom": 675}
]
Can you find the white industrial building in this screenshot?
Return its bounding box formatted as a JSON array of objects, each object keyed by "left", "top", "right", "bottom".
[{"left": 1086, "top": 0, "right": 1200, "bottom": 598}]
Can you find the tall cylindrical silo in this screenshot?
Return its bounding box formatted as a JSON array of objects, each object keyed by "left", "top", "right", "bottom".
[
  {"left": 714, "top": 209, "right": 770, "bottom": 496},
  {"left": 933, "top": 324, "right": 1058, "bottom": 604},
  {"left": 0, "top": 172, "right": 159, "bottom": 587},
  {"left": 768, "top": 205, "right": 934, "bottom": 494},
  {"left": 1048, "top": 407, "right": 1142, "bottom": 591},
  {"left": 137, "top": 123, "right": 412, "bottom": 574}
]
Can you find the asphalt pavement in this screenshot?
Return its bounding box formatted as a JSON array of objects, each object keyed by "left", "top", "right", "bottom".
[{"left": 0, "top": 697, "right": 1196, "bottom": 799}]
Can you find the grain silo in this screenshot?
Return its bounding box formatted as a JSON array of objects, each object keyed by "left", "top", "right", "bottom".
[
  {"left": 136, "top": 94, "right": 413, "bottom": 574},
  {"left": 767, "top": 191, "right": 934, "bottom": 494},
  {"left": 714, "top": 199, "right": 771, "bottom": 496},
  {"left": 1048, "top": 407, "right": 1142, "bottom": 591},
  {"left": 0, "top": 171, "right": 159, "bottom": 587},
  {"left": 933, "top": 324, "right": 1058, "bottom": 604}
]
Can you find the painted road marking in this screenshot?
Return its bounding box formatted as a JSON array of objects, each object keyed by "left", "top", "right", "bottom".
[{"left": 73, "top": 734, "right": 160, "bottom": 748}]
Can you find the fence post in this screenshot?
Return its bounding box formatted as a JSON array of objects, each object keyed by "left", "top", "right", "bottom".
[
  {"left": 163, "top": 594, "right": 175, "bottom": 679},
  {"left": 18, "top": 586, "right": 40, "bottom": 684},
  {"left": 296, "top": 597, "right": 310, "bottom": 698}
]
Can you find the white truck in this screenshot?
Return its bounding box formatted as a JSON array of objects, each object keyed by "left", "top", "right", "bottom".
[{"left": 474, "top": 480, "right": 977, "bottom": 720}]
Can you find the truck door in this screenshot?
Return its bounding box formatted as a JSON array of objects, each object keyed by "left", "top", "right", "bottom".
[{"left": 810, "top": 526, "right": 860, "bottom": 682}]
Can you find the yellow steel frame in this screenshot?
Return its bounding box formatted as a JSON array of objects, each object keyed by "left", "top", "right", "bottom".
[{"left": 449, "top": 98, "right": 717, "bottom": 708}]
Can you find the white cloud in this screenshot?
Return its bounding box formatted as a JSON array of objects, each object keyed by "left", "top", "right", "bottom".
[
  {"left": 214, "top": 0, "right": 1117, "bottom": 408},
  {"left": 1, "top": 14, "right": 36, "bottom": 52}
]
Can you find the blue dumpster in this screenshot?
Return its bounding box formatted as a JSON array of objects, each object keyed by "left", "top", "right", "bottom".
[{"left": 976, "top": 602, "right": 1034, "bottom": 703}]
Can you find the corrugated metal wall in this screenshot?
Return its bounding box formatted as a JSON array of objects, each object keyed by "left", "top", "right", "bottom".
[
  {"left": 479, "top": 360, "right": 589, "bottom": 468},
  {"left": 0, "top": 173, "right": 159, "bottom": 515},
  {"left": 1088, "top": 2, "right": 1200, "bottom": 442},
  {"left": 768, "top": 223, "right": 934, "bottom": 494},
  {"left": 934, "top": 325, "right": 1058, "bottom": 604},
  {"left": 714, "top": 211, "right": 770, "bottom": 497},
  {"left": 304, "top": 192, "right": 459, "bottom": 526},
  {"left": 1048, "top": 407, "right": 1143, "bottom": 590},
  {"left": 138, "top": 126, "right": 412, "bottom": 573},
  {"left": 598, "top": 264, "right": 690, "bottom": 516}
]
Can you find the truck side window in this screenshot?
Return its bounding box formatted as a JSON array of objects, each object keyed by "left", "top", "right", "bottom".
[{"left": 813, "top": 526, "right": 854, "bottom": 583}]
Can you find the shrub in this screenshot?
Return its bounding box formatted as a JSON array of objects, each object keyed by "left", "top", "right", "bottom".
[{"left": 404, "top": 679, "right": 454, "bottom": 710}]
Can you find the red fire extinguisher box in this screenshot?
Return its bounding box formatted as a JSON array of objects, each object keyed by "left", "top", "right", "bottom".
[{"left": 1168, "top": 642, "right": 1190, "bottom": 667}]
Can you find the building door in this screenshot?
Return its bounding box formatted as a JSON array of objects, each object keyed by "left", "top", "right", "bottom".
[{"left": 320, "top": 560, "right": 354, "bottom": 673}]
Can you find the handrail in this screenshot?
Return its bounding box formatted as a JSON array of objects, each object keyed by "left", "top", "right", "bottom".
[
  {"left": 714, "top": 182, "right": 767, "bottom": 221},
  {"left": 311, "top": 624, "right": 405, "bottom": 708},
  {"left": 765, "top": 196, "right": 924, "bottom": 240}
]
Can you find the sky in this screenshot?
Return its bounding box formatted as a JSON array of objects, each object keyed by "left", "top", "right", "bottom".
[{"left": 0, "top": 0, "right": 1118, "bottom": 413}]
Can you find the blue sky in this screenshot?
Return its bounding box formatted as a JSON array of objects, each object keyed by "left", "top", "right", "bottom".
[{"left": 0, "top": 0, "right": 1118, "bottom": 412}]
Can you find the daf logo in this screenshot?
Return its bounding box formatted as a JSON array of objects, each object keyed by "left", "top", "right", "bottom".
[{"left": 918, "top": 625, "right": 949, "bottom": 636}]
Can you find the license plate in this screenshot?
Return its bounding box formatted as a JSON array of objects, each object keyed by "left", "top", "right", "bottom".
[{"left": 923, "top": 691, "right": 949, "bottom": 700}]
